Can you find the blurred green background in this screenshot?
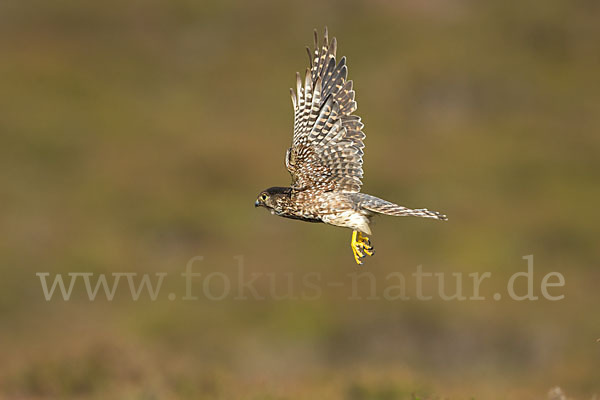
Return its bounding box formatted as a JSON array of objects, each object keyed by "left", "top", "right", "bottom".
[{"left": 1, "top": 0, "right": 599, "bottom": 398}]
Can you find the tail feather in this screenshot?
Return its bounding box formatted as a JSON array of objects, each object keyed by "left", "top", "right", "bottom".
[{"left": 357, "top": 194, "right": 447, "bottom": 221}]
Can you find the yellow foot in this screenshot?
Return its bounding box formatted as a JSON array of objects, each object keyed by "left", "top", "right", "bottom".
[{"left": 350, "top": 230, "right": 375, "bottom": 265}]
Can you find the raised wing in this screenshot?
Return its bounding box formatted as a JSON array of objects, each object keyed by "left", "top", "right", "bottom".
[{"left": 286, "top": 28, "right": 366, "bottom": 193}]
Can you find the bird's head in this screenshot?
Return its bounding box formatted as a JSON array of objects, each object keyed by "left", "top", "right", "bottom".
[{"left": 254, "top": 187, "right": 292, "bottom": 215}]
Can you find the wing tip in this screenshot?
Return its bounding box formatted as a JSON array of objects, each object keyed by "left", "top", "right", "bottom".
[
  {"left": 290, "top": 88, "right": 297, "bottom": 107},
  {"left": 331, "top": 36, "right": 337, "bottom": 57}
]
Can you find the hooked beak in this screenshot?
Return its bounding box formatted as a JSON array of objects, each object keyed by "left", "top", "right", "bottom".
[{"left": 254, "top": 200, "right": 260, "bottom": 207}]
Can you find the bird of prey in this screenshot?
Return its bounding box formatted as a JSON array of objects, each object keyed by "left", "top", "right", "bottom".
[{"left": 255, "top": 28, "right": 447, "bottom": 265}]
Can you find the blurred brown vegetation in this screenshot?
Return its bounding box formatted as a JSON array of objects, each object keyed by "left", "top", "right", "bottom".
[{"left": 1, "top": 0, "right": 599, "bottom": 398}]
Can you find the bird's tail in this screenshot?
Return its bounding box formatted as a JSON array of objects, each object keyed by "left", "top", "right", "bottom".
[{"left": 357, "top": 194, "right": 447, "bottom": 221}]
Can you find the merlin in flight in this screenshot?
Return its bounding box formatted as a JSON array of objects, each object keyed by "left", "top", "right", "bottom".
[{"left": 255, "top": 28, "right": 447, "bottom": 265}]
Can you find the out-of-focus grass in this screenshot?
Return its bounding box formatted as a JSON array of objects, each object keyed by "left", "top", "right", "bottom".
[{"left": 1, "top": 0, "right": 599, "bottom": 398}]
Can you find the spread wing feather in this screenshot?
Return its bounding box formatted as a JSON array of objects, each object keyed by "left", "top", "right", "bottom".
[{"left": 286, "top": 28, "right": 366, "bottom": 193}]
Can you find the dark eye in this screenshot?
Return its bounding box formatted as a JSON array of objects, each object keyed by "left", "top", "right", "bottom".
[{"left": 260, "top": 194, "right": 268, "bottom": 201}]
